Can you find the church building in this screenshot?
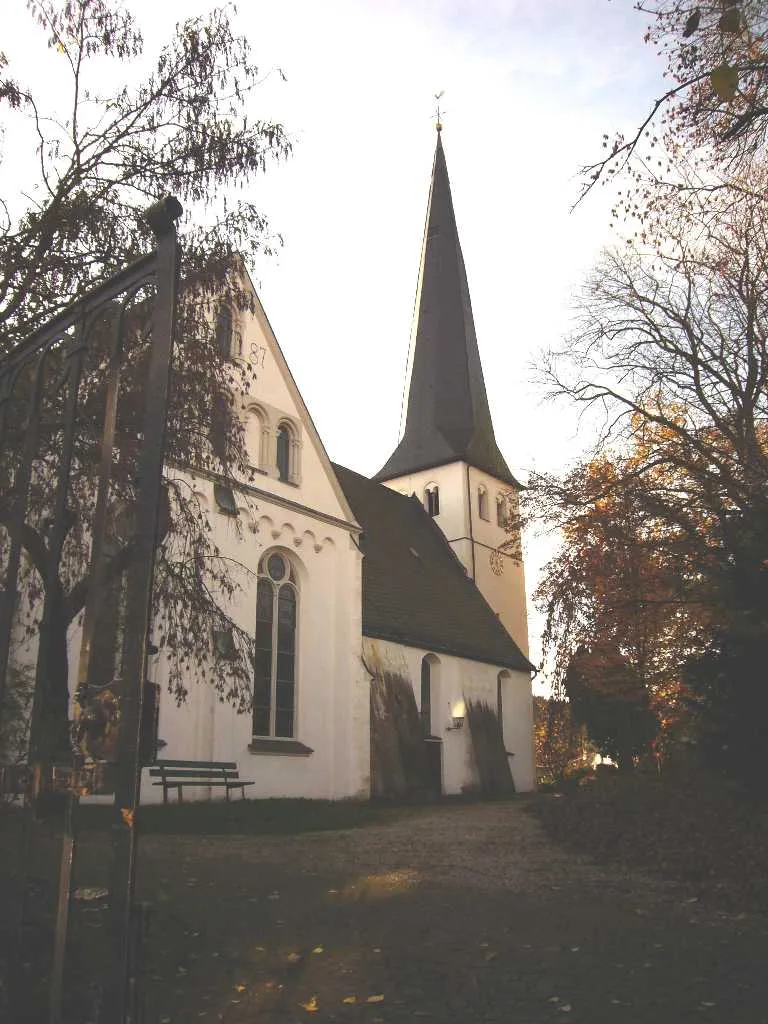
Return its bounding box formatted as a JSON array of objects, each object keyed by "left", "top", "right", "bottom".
[{"left": 141, "top": 129, "right": 535, "bottom": 802}]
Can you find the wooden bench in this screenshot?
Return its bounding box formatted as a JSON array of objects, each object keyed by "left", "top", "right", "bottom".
[{"left": 148, "top": 759, "right": 254, "bottom": 804}]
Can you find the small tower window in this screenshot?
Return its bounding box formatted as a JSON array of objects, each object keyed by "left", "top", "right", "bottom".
[
  {"left": 478, "top": 485, "right": 489, "bottom": 521},
  {"left": 276, "top": 424, "right": 291, "bottom": 481},
  {"left": 424, "top": 485, "right": 440, "bottom": 517},
  {"left": 496, "top": 493, "right": 507, "bottom": 528}
]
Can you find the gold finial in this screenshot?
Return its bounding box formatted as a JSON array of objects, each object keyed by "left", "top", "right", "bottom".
[{"left": 434, "top": 91, "right": 444, "bottom": 133}]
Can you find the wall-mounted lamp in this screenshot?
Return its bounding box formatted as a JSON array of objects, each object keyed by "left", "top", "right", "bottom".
[{"left": 447, "top": 700, "right": 466, "bottom": 731}]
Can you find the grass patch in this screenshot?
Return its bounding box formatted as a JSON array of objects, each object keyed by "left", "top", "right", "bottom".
[
  {"left": 77, "top": 797, "right": 421, "bottom": 836},
  {"left": 1, "top": 790, "right": 518, "bottom": 839}
]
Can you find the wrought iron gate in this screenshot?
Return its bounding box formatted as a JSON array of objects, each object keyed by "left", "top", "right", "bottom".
[{"left": 0, "top": 197, "right": 181, "bottom": 1022}]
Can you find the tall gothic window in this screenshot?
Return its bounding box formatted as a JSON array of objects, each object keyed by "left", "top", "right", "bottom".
[
  {"left": 477, "top": 485, "right": 489, "bottom": 521},
  {"left": 253, "top": 552, "right": 298, "bottom": 738}
]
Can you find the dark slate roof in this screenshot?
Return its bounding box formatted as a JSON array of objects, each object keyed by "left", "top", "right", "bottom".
[
  {"left": 375, "top": 131, "right": 519, "bottom": 488},
  {"left": 333, "top": 463, "right": 532, "bottom": 672}
]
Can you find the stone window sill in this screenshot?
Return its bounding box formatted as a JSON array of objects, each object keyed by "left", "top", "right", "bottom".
[{"left": 248, "top": 738, "right": 314, "bottom": 757}]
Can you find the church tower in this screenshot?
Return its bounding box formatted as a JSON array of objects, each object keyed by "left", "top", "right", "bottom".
[{"left": 375, "top": 128, "right": 529, "bottom": 657}]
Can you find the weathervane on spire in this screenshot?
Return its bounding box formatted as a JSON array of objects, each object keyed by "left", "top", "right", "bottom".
[{"left": 434, "top": 91, "right": 444, "bottom": 133}]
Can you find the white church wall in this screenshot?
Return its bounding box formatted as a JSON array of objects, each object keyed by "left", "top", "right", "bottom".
[
  {"left": 362, "top": 636, "right": 534, "bottom": 794},
  {"left": 497, "top": 668, "right": 535, "bottom": 793},
  {"left": 140, "top": 488, "right": 368, "bottom": 802},
  {"left": 332, "top": 534, "right": 371, "bottom": 799},
  {"left": 466, "top": 466, "right": 529, "bottom": 658},
  {"left": 42, "top": 274, "right": 367, "bottom": 806}
]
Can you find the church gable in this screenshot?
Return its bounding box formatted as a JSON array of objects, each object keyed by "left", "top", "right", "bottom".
[{"left": 221, "top": 273, "right": 357, "bottom": 528}]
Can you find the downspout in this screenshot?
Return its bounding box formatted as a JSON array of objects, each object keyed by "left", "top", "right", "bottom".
[{"left": 465, "top": 464, "right": 476, "bottom": 580}]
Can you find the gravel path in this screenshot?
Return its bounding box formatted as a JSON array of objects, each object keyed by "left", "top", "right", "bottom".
[
  {"left": 135, "top": 800, "right": 768, "bottom": 1024},
  {"left": 143, "top": 800, "right": 678, "bottom": 900}
]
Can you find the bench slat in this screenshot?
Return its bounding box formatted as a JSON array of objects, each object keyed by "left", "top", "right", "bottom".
[
  {"left": 153, "top": 759, "right": 238, "bottom": 769},
  {"left": 149, "top": 768, "right": 241, "bottom": 779},
  {"left": 151, "top": 780, "right": 254, "bottom": 787}
]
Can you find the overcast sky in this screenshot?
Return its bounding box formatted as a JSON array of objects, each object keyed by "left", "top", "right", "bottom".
[{"left": 4, "top": 0, "right": 669, "bottom": 677}]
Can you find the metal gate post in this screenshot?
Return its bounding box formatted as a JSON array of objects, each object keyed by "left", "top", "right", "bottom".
[{"left": 102, "top": 198, "right": 181, "bottom": 1023}]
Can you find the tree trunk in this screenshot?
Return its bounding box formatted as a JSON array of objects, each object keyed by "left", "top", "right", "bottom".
[
  {"left": 31, "top": 591, "right": 72, "bottom": 766},
  {"left": 616, "top": 742, "right": 635, "bottom": 773}
]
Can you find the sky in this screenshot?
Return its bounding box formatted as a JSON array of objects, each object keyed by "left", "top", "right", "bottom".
[{"left": 3, "top": 0, "right": 669, "bottom": 679}]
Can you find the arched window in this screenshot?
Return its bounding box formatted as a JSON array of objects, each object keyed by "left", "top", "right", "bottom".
[
  {"left": 276, "top": 423, "right": 292, "bottom": 481},
  {"left": 420, "top": 657, "right": 432, "bottom": 736},
  {"left": 420, "top": 654, "right": 440, "bottom": 736},
  {"left": 246, "top": 406, "right": 268, "bottom": 472},
  {"left": 424, "top": 485, "right": 440, "bottom": 517},
  {"left": 215, "top": 304, "right": 243, "bottom": 359},
  {"left": 478, "top": 485, "right": 489, "bottom": 521},
  {"left": 496, "top": 493, "right": 507, "bottom": 528},
  {"left": 215, "top": 305, "right": 233, "bottom": 359},
  {"left": 232, "top": 322, "right": 244, "bottom": 359},
  {"left": 253, "top": 552, "right": 298, "bottom": 738}
]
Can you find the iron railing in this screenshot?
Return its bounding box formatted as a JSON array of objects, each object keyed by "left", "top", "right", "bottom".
[{"left": 0, "top": 196, "right": 181, "bottom": 1023}]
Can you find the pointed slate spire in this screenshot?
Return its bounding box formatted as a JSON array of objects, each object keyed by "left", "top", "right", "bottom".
[{"left": 376, "top": 129, "right": 518, "bottom": 487}]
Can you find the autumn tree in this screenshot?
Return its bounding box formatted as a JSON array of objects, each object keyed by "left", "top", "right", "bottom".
[
  {"left": 533, "top": 696, "right": 591, "bottom": 785},
  {"left": 582, "top": 1, "right": 768, "bottom": 208},
  {"left": 533, "top": 442, "right": 703, "bottom": 760},
  {"left": 536, "top": 176, "right": 768, "bottom": 782},
  {"left": 563, "top": 644, "right": 659, "bottom": 772},
  {"left": 0, "top": 0, "right": 290, "bottom": 752}
]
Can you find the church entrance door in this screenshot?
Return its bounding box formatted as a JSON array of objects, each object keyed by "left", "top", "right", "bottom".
[
  {"left": 423, "top": 735, "right": 443, "bottom": 796},
  {"left": 420, "top": 656, "right": 443, "bottom": 796}
]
